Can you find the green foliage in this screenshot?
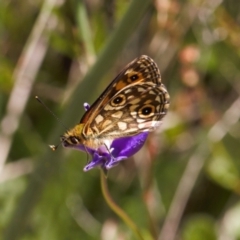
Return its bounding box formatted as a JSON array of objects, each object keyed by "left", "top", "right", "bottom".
[
  {"left": 0, "top": 0, "right": 240, "bottom": 239},
  {"left": 181, "top": 214, "right": 216, "bottom": 240}
]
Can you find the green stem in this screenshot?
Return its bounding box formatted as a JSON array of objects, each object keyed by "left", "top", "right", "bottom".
[
  {"left": 100, "top": 170, "right": 144, "bottom": 240},
  {"left": 76, "top": 1, "right": 95, "bottom": 65}
]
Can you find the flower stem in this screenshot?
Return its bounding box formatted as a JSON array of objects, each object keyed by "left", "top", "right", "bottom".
[{"left": 100, "top": 170, "right": 145, "bottom": 240}]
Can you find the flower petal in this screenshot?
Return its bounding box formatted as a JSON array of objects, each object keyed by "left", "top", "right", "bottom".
[
  {"left": 69, "top": 104, "right": 149, "bottom": 172},
  {"left": 111, "top": 132, "right": 148, "bottom": 158},
  {"left": 105, "top": 132, "right": 149, "bottom": 169},
  {"left": 83, "top": 152, "right": 104, "bottom": 171},
  {"left": 83, "top": 151, "right": 111, "bottom": 171}
]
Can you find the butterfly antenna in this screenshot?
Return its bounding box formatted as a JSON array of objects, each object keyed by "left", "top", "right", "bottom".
[
  {"left": 35, "top": 96, "right": 67, "bottom": 151},
  {"left": 35, "top": 96, "right": 68, "bottom": 130}
]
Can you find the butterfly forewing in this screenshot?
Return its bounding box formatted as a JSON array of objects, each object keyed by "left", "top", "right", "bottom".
[{"left": 80, "top": 55, "right": 170, "bottom": 142}]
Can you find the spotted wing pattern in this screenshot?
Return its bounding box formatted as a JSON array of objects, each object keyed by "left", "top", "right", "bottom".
[{"left": 80, "top": 55, "right": 170, "bottom": 140}]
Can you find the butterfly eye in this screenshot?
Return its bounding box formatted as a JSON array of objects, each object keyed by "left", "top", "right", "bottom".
[
  {"left": 130, "top": 74, "right": 139, "bottom": 81},
  {"left": 113, "top": 97, "right": 123, "bottom": 104},
  {"left": 111, "top": 94, "right": 126, "bottom": 106},
  {"left": 138, "top": 105, "right": 155, "bottom": 118},
  {"left": 70, "top": 136, "right": 79, "bottom": 144}
]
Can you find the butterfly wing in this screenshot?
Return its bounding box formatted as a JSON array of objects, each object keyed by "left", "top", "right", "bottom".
[{"left": 80, "top": 55, "right": 170, "bottom": 139}]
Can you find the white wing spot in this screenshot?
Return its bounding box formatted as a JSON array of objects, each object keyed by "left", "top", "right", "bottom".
[
  {"left": 104, "top": 105, "right": 115, "bottom": 111},
  {"left": 125, "top": 68, "right": 133, "bottom": 74},
  {"left": 137, "top": 87, "right": 145, "bottom": 92},
  {"left": 95, "top": 115, "right": 104, "bottom": 124},
  {"left": 117, "top": 122, "right": 127, "bottom": 130},
  {"left": 112, "top": 111, "right": 123, "bottom": 118},
  {"left": 125, "top": 89, "right": 132, "bottom": 94},
  {"left": 155, "top": 95, "right": 160, "bottom": 102},
  {"left": 129, "top": 98, "right": 141, "bottom": 105},
  {"left": 102, "top": 120, "right": 112, "bottom": 128}
]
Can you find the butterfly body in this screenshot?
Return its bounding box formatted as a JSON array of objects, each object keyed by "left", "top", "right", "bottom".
[{"left": 61, "top": 55, "right": 170, "bottom": 150}]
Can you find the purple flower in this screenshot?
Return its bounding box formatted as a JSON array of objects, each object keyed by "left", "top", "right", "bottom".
[
  {"left": 83, "top": 131, "right": 148, "bottom": 172},
  {"left": 74, "top": 103, "right": 149, "bottom": 172}
]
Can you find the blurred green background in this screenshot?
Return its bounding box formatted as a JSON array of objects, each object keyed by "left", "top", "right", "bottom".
[{"left": 0, "top": 0, "right": 240, "bottom": 239}]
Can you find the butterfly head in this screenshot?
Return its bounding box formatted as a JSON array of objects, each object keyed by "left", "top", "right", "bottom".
[{"left": 61, "top": 124, "right": 85, "bottom": 148}]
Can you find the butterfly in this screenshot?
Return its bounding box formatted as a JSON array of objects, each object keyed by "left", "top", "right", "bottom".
[{"left": 57, "top": 55, "right": 170, "bottom": 153}]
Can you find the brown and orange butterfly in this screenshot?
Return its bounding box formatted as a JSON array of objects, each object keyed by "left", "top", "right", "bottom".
[{"left": 58, "top": 55, "right": 170, "bottom": 151}]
